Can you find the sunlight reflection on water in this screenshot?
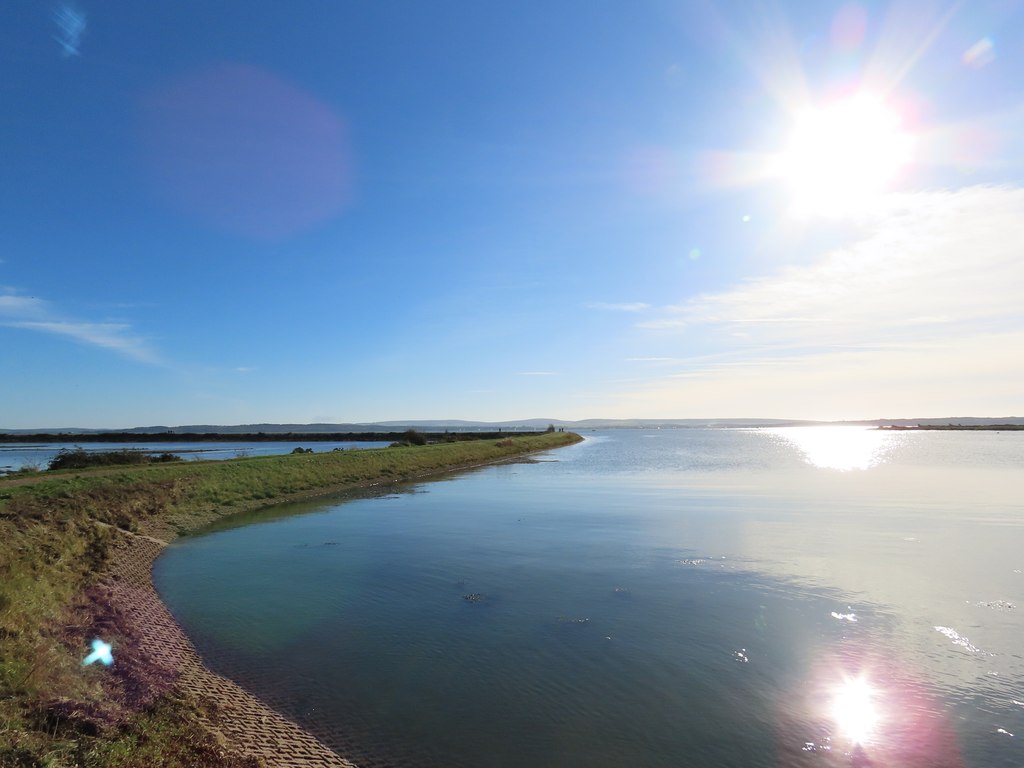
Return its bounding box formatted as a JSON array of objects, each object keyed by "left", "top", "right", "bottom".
[
  {"left": 830, "top": 675, "right": 880, "bottom": 745},
  {"left": 762, "top": 426, "right": 899, "bottom": 470}
]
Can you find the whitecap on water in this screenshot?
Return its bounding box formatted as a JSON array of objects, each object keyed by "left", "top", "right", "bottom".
[
  {"left": 976, "top": 600, "right": 1015, "bottom": 611},
  {"left": 801, "top": 736, "right": 832, "bottom": 753},
  {"left": 934, "top": 625, "right": 988, "bottom": 654}
]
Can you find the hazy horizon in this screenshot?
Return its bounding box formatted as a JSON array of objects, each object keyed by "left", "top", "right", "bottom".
[{"left": 4, "top": 414, "right": 1023, "bottom": 434}]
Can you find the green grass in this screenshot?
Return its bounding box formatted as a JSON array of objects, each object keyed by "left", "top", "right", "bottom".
[{"left": 0, "top": 432, "right": 582, "bottom": 766}]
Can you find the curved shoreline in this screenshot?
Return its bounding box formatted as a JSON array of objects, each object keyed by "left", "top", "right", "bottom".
[
  {"left": 1, "top": 432, "right": 583, "bottom": 765},
  {"left": 110, "top": 440, "right": 583, "bottom": 766},
  {"left": 105, "top": 523, "right": 356, "bottom": 766}
]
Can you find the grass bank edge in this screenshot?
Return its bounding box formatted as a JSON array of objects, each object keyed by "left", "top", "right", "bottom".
[{"left": 0, "top": 431, "right": 582, "bottom": 766}]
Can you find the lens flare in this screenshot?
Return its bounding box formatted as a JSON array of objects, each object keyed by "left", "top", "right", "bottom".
[
  {"left": 831, "top": 675, "right": 879, "bottom": 745},
  {"left": 82, "top": 638, "right": 113, "bottom": 667},
  {"left": 793, "top": 656, "right": 966, "bottom": 767},
  {"left": 140, "top": 64, "right": 353, "bottom": 239}
]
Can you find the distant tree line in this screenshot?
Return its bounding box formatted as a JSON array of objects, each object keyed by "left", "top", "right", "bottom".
[
  {"left": 0, "top": 431, "right": 549, "bottom": 444},
  {"left": 877, "top": 424, "right": 1024, "bottom": 431}
]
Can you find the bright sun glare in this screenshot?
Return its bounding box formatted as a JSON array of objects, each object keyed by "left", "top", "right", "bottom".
[
  {"left": 831, "top": 676, "right": 881, "bottom": 745},
  {"left": 777, "top": 93, "right": 913, "bottom": 217},
  {"left": 770, "top": 426, "right": 892, "bottom": 471}
]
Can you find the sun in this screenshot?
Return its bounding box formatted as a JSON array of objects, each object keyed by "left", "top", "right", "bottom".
[{"left": 776, "top": 92, "right": 913, "bottom": 217}]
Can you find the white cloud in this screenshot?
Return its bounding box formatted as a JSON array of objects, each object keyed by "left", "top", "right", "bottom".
[
  {"left": 635, "top": 318, "right": 687, "bottom": 330},
  {"left": 619, "top": 186, "right": 1024, "bottom": 417},
  {"left": 586, "top": 302, "right": 651, "bottom": 312},
  {"left": 646, "top": 186, "right": 1024, "bottom": 344},
  {"left": 1, "top": 290, "right": 160, "bottom": 364},
  {"left": 8, "top": 321, "right": 158, "bottom": 363},
  {"left": 0, "top": 294, "right": 47, "bottom": 317},
  {"left": 607, "top": 332, "right": 1024, "bottom": 420}
]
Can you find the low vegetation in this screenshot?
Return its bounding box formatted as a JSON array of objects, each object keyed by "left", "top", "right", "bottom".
[
  {"left": 47, "top": 448, "right": 183, "bottom": 471},
  {"left": 389, "top": 429, "right": 428, "bottom": 447},
  {"left": 0, "top": 431, "right": 581, "bottom": 766},
  {"left": 877, "top": 424, "right": 1024, "bottom": 431}
]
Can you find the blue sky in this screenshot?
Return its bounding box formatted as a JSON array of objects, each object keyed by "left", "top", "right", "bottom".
[{"left": 2, "top": 1, "right": 1023, "bottom": 427}]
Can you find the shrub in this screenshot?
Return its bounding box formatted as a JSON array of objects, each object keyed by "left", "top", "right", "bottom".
[
  {"left": 47, "top": 448, "right": 182, "bottom": 471},
  {"left": 402, "top": 429, "right": 428, "bottom": 446}
]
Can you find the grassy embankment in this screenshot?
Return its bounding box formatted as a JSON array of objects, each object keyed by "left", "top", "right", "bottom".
[{"left": 0, "top": 431, "right": 582, "bottom": 767}]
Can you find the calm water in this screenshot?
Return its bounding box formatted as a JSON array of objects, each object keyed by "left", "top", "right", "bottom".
[
  {"left": 0, "top": 441, "right": 390, "bottom": 474},
  {"left": 154, "top": 428, "right": 1024, "bottom": 767}
]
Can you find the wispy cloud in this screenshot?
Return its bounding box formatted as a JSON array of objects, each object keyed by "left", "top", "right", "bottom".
[
  {"left": 635, "top": 317, "right": 687, "bottom": 330},
  {"left": 0, "top": 294, "right": 46, "bottom": 318},
  {"left": 586, "top": 302, "right": 651, "bottom": 312},
  {"left": 53, "top": 4, "right": 86, "bottom": 57},
  {"left": 1, "top": 290, "right": 160, "bottom": 364},
  {"left": 7, "top": 321, "right": 158, "bottom": 363},
  {"left": 615, "top": 185, "right": 1024, "bottom": 418},
  {"left": 606, "top": 331, "right": 1024, "bottom": 420},
  {"left": 642, "top": 186, "right": 1024, "bottom": 346}
]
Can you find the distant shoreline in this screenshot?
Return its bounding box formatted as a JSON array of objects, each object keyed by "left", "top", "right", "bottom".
[
  {"left": 0, "top": 430, "right": 548, "bottom": 444},
  {"left": 4, "top": 416, "right": 1022, "bottom": 437},
  {"left": 875, "top": 424, "right": 1024, "bottom": 431}
]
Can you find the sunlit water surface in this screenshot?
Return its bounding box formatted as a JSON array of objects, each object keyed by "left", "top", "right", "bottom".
[{"left": 154, "top": 428, "right": 1024, "bottom": 767}]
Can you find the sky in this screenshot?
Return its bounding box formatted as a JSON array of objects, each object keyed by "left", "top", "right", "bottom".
[{"left": 2, "top": 0, "right": 1023, "bottom": 427}]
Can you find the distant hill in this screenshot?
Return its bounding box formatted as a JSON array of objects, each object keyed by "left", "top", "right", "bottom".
[
  {"left": 0, "top": 418, "right": 823, "bottom": 434},
  {"left": 3, "top": 416, "right": 1022, "bottom": 435}
]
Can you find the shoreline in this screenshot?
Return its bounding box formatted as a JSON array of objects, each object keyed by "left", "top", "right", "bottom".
[
  {"left": 104, "top": 520, "right": 357, "bottom": 766},
  {"left": 1, "top": 432, "right": 583, "bottom": 766},
  {"left": 96, "top": 438, "right": 583, "bottom": 766}
]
